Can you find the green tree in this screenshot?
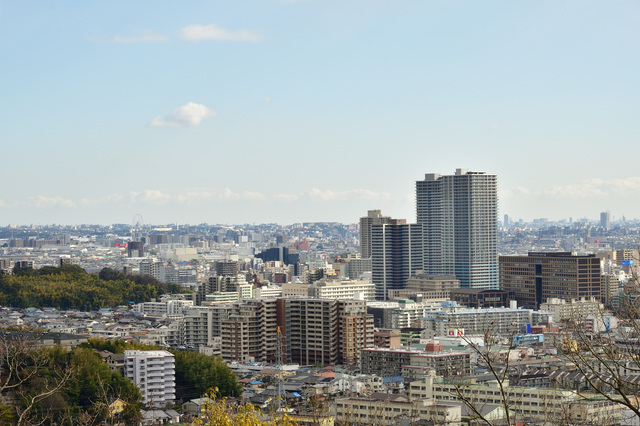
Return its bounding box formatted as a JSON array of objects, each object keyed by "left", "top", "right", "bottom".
[
  {"left": 174, "top": 351, "right": 243, "bottom": 400},
  {"left": 16, "top": 345, "right": 142, "bottom": 424}
]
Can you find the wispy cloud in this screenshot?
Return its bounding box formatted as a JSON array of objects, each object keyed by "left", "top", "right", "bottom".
[
  {"left": 25, "top": 196, "right": 77, "bottom": 208},
  {"left": 148, "top": 102, "right": 216, "bottom": 127},
  {"left": 113, "top": 30, "right": 168, "bottom": 44},
  {"left": 179, "top": 24, "right": 264, "bottom": 42},
  {"left": 80, "top": 194, "right": 125, "bottom": 207},
  {"left": 274, "top": 193, "right": 298, "bottom": 202},
  {"left": 2, "top": 186, "right": 405, "bottom": 210},
  {"left": 504, "top": 177, "right": 640, "bottom": 200},
  {"left": 307, "top": 188, "right": 393, "bottom": 202},
  {"left": 129, "top": 190, "right": 172, "bottom": 205}
]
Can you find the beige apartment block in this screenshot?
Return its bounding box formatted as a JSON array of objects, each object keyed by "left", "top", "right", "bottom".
[
  {"left": 336, "top": 393, "right": 461, "bottom": 425},
  {"left": 410, "top": 375, "right": 622, "bottom": 424}
]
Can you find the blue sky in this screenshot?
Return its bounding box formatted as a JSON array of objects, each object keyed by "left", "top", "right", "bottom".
[{"left": 1, "top": 1, "right": 639, "bottom": 225}]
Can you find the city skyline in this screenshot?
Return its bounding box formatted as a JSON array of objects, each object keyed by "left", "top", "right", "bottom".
[{"left": 2, "top": 1, "right": 639, "bottom": 225}]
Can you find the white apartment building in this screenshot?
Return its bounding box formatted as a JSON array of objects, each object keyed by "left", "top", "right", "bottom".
[
  {"left": 336, "top": 394, "right": 461, "bottom": 425},
  {"left": 308, "top": 279, "right": 376, "bottom": 301},
  {"left": 539, "top": 297, "right": 605, "bottom": 323},
  {"left": 420, "top": 305, "right": 534, "bottom": 336},
  {"left": 133, "top": 301, "right": 167, "bottom": 316},
  {"left": 133, "top": 299, "right": 194, "bottom": 316},
  {"left": 410, "top": 375, "right": 622, "bottom": 424},
  {"left": 252, "top": 284, "right": 283, "bottom": 299},
  {"left": 124, "top": 350, "right": 175, "bottom": 407},
  {"left": 368, "top": 300, "right": 446, "bottom": 329}
]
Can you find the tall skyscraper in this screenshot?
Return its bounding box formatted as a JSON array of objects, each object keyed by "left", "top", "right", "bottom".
[
  {"left": 359, "top": 210, "right": 391, "bottom": 258},
  {"left": 416, "top": 169, "right": 498, "bottom": 289},
  {"left": 600, "top": 211, "right": 610, "bottom": 230},
  {"left": 371, "top": 218, "right": 423, "bottom": 300}
]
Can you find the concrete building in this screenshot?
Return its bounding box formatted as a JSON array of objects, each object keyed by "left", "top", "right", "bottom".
[
  {"left": 183, "top": 305, "right": 234, "bottom": 347},
  {"left": 359, "top": 210, "right": 390, "bottom": 258},
  {"left": 416, "top": 169, "right": 498, "bottom": 290},
  {"left": 281, "top": 282, "right": 309, "bottom": 298},
  {"left": 308, "top": 279, "right": 376, "bottom": 301},
  {"left": 347, "top": 257, "right": 372, "bottom": 280},
  {"left": 539, "top": 297, "right": 604, "bottom": 323},
  {"left": 128, "top": 241, "right": 144, "bottom": 257},
  {"left": 139, "top": 259, "right": 165, "bottom": 282},
  {"left": 336, "top": 393, "right": 461, "bottom": 426},
  {"left": 601, "top": 273, "right": 620, "bottom": 308},
  {"left": 371, "top": 219, "right": 423, "bottom": 300},
  {"left": 449, "top": 288, "right": 508, "bottom": 308},
  {"left": 277, "top": 298, "right": 374, "bottom": 366},
  {"left": 420, "top": 303, "right": 534, "bottom": 336},
  {"left": 360, "top": 347, "right": 471, "bottom": 379},
  {"left": 221, "top": 299, "right": 278, "bottom": 363},
  {"left": 500, "top": 252, "right": 602, "bottom": 309},
  {"left": 410, "top": 375, "right": 623, "bottom": 425},
  {"left": 367, "top": 300, "right": 443, "bottom": 329},
  {"left": 124, "top": 350, "right": 175, "bottom": 407},
  {"left": 373, "top": 331, "right": 401, "bottom": 349},
  {"left": 252, "top": 285, "right": 283, "bottom": 299},
  {"left": 601, "top": 211, "right": 611, "bottom": 230},
  {"left": 215, "top": 260, "right": 242, "bottom": 276},
  {"left": 387, "top": 274, "right": 460, "bottom": 301}
]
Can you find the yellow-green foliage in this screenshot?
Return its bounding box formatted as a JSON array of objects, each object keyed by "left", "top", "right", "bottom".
[
  {"left": 192, "top": 388, "right": 297, "bottom": 426},
  {"left": 0, "top": 266, "right": 161, "bottom": 310}
]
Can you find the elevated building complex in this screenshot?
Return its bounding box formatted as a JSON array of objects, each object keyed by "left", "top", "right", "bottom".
[
  {"left": 500, "top": 252, "right": 602, "bottom": 309},
  {"left": 416, "top": 169, "right": 498, "bottom": 290}
]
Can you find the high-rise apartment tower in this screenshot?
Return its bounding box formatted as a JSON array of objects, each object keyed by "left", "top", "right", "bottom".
[
  {"left": 416, "top": 169, "right": 498, "bottom": 289},
  {"left": 371, "top": 219, "right": 423, "bottom": 300},
  {"left": 359, "top": 210, "right": 391, "bottom": 258}
]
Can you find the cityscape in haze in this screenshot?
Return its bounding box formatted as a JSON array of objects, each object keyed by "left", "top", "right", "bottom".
[{"left": 2, "top": 0, "right": 640, "bottom": 424}]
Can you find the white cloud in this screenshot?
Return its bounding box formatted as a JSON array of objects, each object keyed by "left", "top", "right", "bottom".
[
  {"left": 129, "top": 190, "right": 172, "bottom": 205},
  {"left": 179, "top": 24, "right": 264, "bottom": 42},
  {"left": 352, "top": 189, "right": 392, "bottom": 201},
  {"left": 218, "top": 189, "right": 267, "bottom": 201},
  {"left": 26, "top": 196, "right": 77, "bottom": 208},
  {"left": 490, "top": 124, "right": 500, "bottom": 129},
  {"left": 307, "top": 188, "right": 393, "bottom": 202},
  {"left": 176, "top": 190, "right": 215, "bottom": 204},
  {"left": 113, "top": 30, "right": 168, "bottom": 44},
  {"left": 504, "top": 177, "right": 640, "bottom": 201},
  {"left": 263, "top": 96, "right": 272, "bottom": 103},
  {"left": 148, "top": 102, "right": 216, "bottom": 127},
  {"left": 80, "top": 194, "right": 125, "bottom": 206},
  {"left": 220, "top": 188, "right": 241, "bottom": 200},
  {"left": 274, "top": 193, "right": 298, "bottom": 202},
  {"left": 308, "top": 188, "right": 346, "bottom": 202},
  {"left": 243, "top": 191, "right": 267, "bottom": 200}
]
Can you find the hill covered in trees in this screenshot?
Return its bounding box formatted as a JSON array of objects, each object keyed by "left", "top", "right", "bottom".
[{"left": 0, "top": 265, "right": 186, "bottom": 310}]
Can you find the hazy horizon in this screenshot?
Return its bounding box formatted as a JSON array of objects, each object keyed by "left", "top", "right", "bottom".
[{"left": 2, "top": 1, "right": 639, "bottom": 226}]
